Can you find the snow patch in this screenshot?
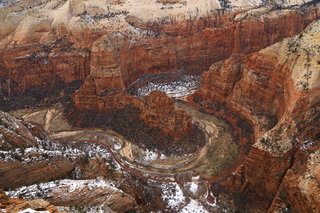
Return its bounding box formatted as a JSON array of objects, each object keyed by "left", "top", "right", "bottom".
[
  {"left": 161, "top": 182, "right": 186, "bottom": 211},
  {"left": 189, "top": 182, "right": 199, "bottom": 195},
  {"left": 19, "top": 208, "right": 49, "bottom": 213},
  {"left": 6, "top": 178, "right": 119, "bottom": 201},
  {"left": 179, "top": 199, "right": 209, "bottom": 213},
  {"left": 131, "top": 74, "right": 201, "bottom": 98}
]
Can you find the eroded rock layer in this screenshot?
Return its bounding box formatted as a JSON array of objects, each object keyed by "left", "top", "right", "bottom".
[
  {"left": 0, "top": 0, "right": 319, "bottom": 99},
  {"left": 195, "top": 19, "right": 320, "bottom": 211},
  {"left": 72, "top": 89, "right": 194, "bottom": 138},
  {"left": 137, "top": 90, "right": 194, "bottom": 137}
]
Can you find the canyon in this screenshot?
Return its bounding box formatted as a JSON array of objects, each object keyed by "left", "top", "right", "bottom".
[{"left": 0, "top": 0, "right": 319, "bottom": 212}]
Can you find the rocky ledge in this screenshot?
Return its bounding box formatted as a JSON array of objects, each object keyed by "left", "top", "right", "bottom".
[{"left": 0, "top": 189, "right": 63, "bottom": 213}]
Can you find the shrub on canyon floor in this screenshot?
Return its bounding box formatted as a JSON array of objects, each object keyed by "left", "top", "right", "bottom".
[
  {"left": 0, "top": 77, "right": 83, "bottom": 112},
  {"left": 112, "top": 104, "right": 206, "bottom": 155}
]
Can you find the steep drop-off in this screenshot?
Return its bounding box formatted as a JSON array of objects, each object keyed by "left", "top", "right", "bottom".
[
  {"left": 0, "top": 0, "right": 319, "bottom": 100},
  {"left": 194, "top": 19, "right": 320, "bottom": 212}
]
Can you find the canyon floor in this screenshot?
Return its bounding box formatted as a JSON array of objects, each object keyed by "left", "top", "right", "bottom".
[{"left": 2, "top": 83, "right": 248, "bottom": 213}]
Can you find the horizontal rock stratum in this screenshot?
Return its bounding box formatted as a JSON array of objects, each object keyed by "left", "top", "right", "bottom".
[
  {"left": 195, "top": 19, "right": 320, "bottom": 212},
  {"left": 0, "top": 0, "right": 319, "bottom": 95}
]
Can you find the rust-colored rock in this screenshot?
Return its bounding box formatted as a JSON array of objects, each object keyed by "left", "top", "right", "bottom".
[
  {"left": 72, "top": 4, "right": 320, "bottom": 111},
  {"left": 74, "top": 89, "right": 194, "bottom": 137},
  {"left": 223, "top": 147, "right": 295, "bottom": 202},
  {"left": 0, "top": 190, "right": 62, "bottom": 213},
  {"left": 268, "top": 149, "right": 320, "bottom": 213},
  {"left": 137, "top": 90, "right": 194, "bottom": 138},
  {"left": 0, "top": 2, "right": 319, "bottom": 97},
  {"left": 196, "top": 19, "right": 320, "bottom": 211}
]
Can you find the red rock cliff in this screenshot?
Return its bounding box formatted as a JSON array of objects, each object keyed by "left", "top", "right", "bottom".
[
  {"left": 195, "top": 19, "right": 320, "bottom": 211},
  {"left": 136, "top": 90, "right": 194, "bottom": 138},
  {"left": 0, "top": 1, "right": 319, "bottom": 97}
]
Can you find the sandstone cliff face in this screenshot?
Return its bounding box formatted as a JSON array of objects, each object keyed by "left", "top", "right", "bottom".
[
  {"left": 268, "top": 149, "right": 320, "bottom": 213},
  {"left": 0, "top": 147, "right": 111, "bottom": 190},
  {"left": 0, "top": 0, "right": 319, "bottom": 100},
  {"left": 74, "top": 89, "right": 194, "bottom": 137},
  {"left": 72, "top": 3, "right": 320, "bottom": 111},
  {"left": 196, "top": 19, "right": 320, "bottom": 211},
  {"left": 5, "top": 179, "right": 136, "bottom": 213},
  {"left": 0, "top": 110, "right": 111, "bottom": 189},
  {"left": 137, "top": 90, "right": 194, "bottom": 138}
]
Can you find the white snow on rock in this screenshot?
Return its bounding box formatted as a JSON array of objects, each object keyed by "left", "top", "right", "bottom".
[
  {"left": 18, "top": 208, "right": 49, "bottom": 213},
  {"left": 161, "top": 182, "right": 186, "bottom": 211},
  {"left": 179, "top": 199, "right": 209, "bottom": 213},
  {"left": 57, "top": 205, "right": 108, "bottom": 213},
  {"left": 140, "top": 149, "right": 160, "bottom": 161},
  {"left": 132, "top": 74, "right": 201, "bottom": 98},
  {"left": 189, "top": 182, "right": 199, "bottom": 195},
  {"left": 6, "top": 178, "right": 119, "bottom": 201},
  {"left": 0, "top": 140, "right": 114, "bottom": 166}
]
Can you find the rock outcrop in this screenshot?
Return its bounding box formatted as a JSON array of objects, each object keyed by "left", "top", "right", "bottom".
[
  {"left": 195, "top": 19, "right": 320, "bottom": 211},
  {"left": 137, "top": 90, "right": 194, "bottom": 138},
  {"left": 0, "top": 111, "right": 41, "bottom": 149},
  {"left": 0, "top": 190, "right": 62, "bottom": 213},
  {"left": 0, "top": 111, "right": 112, "bottom": 189},
  {"left": 6, "top": 179, "right": 136, "bottom": 213},
  {"left": 268, "top": 149, "right": 320, "bottom": 213},
  {"left": 0, "top": 0, "right": 319, "bottom": 212},
  {"left": 72, "top": 2, "right": 319, "bottom": 111},
  {"left": 74, "top": 89, "right": 194, "bottom": 138}
]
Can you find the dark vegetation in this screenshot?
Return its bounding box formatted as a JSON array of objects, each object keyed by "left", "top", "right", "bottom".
[
  {"left": 113, "top": 105, "right": 205, "bottom": 155},
  {"left": 0, "top": 76, "right": 83, "bottom": 112},
  {"left": 193, "top": 96, "right": 254, "bottom": 139},
  {"left": 65, "top": 107, "right": 115, "bottom": 128},
  {"left": 67, "top": 104, "right": 206, "bottom": 155},
  {"left": 193, "top": 96, "right": 254, "bottom": 154}
]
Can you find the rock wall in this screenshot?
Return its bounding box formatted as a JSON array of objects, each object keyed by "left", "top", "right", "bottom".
[
  {"left": 268, "top": 149, "right": 320, "bottom": 213},
  {"left": 74, "top": 89, "right": 194, "bottom": 137},
  {"left": 0, "top": 111, "right": 40, "bottom": 148},
  {"left": 195, "top": 19, "right": 320, "bottom": 210},
  {"left": 72, "top": 3, "right": 319, "bottom": 111},
  {"left": 0, "top": 1, "right": 319, "bottom": 99},
  {"left": 137, "top": 90, "right": 194, "bottom": 138}
]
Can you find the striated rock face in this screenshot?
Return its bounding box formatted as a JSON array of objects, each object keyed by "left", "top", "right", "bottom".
[
  {"left": 137, "top": 90, "right": 193, "bottom": 138},
  {"left": 6, "top": 179, "right": 136, "bottom": 213},
  {"left": 268, "top": 149, "right": 320, "bottom": 213},
  {"left": 0, "top": 148, "right": 110, "bottom": 190},
  {"left": 0, "top": 0, "right": 319, "bottom": 100},
  {"left": 225, "top": 147, "right": 296, "bottom": 202},
  {"left": 74, "top": 89, "right": 194, "bottom": 137},
  {"left": 0, "top": 190, "right": 61, "bottom": 213},
  {"left": 72, "top": 3, "right": 320, "bottom": 111},
  {"left": 45, "top": 179, "right": 136, "bottom": 213},
  {"left": 0, "top": 111, "right": 40, "bottom": 148},
  {"left": 196, "top": 18, "right": 320, "bottom": 137},
  {"left": 0, "top": 111, "right": 110, "bottom": 189},
  {"left": 196, "top": 19, "right": 320, "bottom": 210}
]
